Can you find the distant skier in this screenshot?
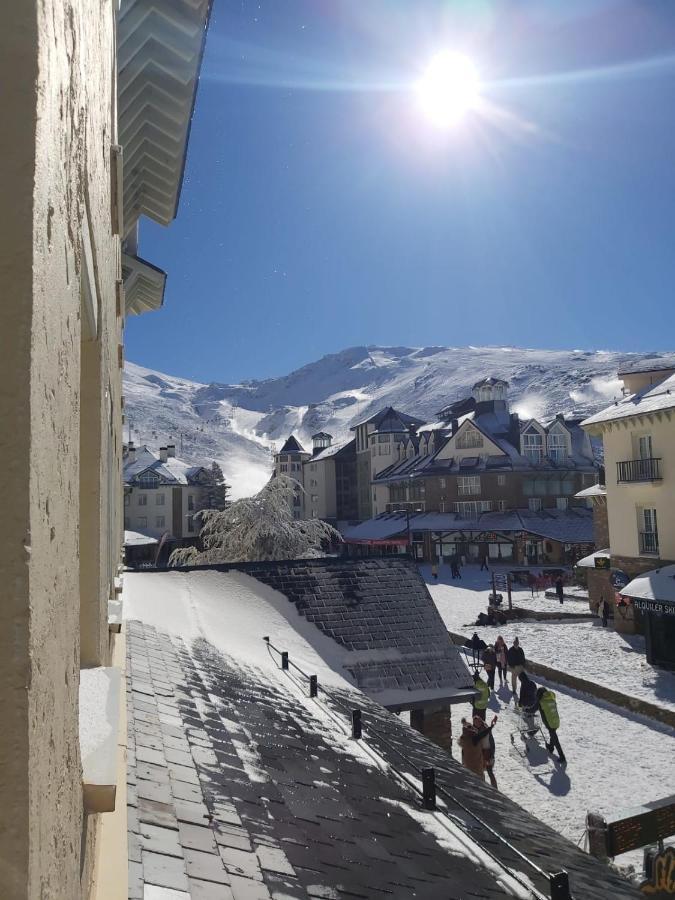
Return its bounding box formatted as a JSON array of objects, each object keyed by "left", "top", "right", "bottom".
[
  {"left": 601, "top": 597, "right": 610, "bottom": 628},
  {"left": 507, "top": 637, "right": 526, "bottom": 693},
  {"left": 555, "top": 574, "right": 564, "bottom": 605},
  {"left": 536, "top": 686, "right": 566, "bottom": 764},
  {"left": 472, "top": 670, "right": 490, "bottom": 722}
]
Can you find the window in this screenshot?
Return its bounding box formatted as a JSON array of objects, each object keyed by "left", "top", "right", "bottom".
[
  {"left": 548, "top": 432, "right": 567, "bottom": 461},
  {"left": 528, "top": 498, "right": 542, "bottom": 512},
  {"left": 310, "top": 479, "right": 318, "bottom": 487},
  {"left": 187, "top": 495, "right": 194, "bottom": 511},
  {"left": 311, "top": 494, "right": 319, "bottom": 502},
  {"left": 638, "top": 435, "right": 653, "bottom": 459},
  {"left": 377, "top": 434, "right": 390, "bottom": 443},
  {"left": 156, "top": 516, "right": 165, "bottom": 528},
  {"left": 311, "top": 510, "right": 318, "bottom": 518},
  {"left": 138, "top": 472, "right": 159, "bottom": 489},
  {"left": 556, "top": 497, "right": 568, "bottom": 511},
  {"left": 291, "top": 463, "right": 300, "bottom": 471},
  {"left": 497, "top": 474, "right": 506, "bottom": 487},
  {"left": 124, "top": 494, "right": 130, "bottom": 506},
  {"left": 156, "top": 493, "right": 165, "bottom": 505},
  {"left": 458, "top": 475, "right": 481, "bottom": 496},
  {"left": 187, "top": 515, "right": 194, "bottom": 532},
  {"left": 522, "top": 432, "right": 543, "bottom": 462},
  {"left": 310, "top": 463, "right": 317, "bottom": 471},
  {"left": 137, "top": 516, "right": 147, "bottom": 528},
  {"left": 454, "top": 500, "right": 492, "bottom": 518},
  {"left": 138, "top": 494, "right": 148, "bottom": 506},
  {"left": 440, "top": 478, "right": 446, "bottom": 488},
  {"left": 280, "top": 464, "right": 288, "bottom": 472},
  {"left": 456, "top": 427, "right": 483, "bottom": 450},
  {"left": 498, "top": 500, "right": 506, "bottom": 511},
  {"left": 639, "top": 507, "right": 659, "bottom": 554}
]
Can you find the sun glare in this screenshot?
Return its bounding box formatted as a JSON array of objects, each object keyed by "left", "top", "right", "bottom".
[{"left": 417, "top": 52, "right": 481, "bottom": 128}]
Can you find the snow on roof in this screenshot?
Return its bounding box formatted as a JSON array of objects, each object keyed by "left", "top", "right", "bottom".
[
  {"left": 575, "top": 483, "right": 606, "bottom": 498},
  {"left": 124, "top": 529, "right": 159, "bottom": 546},
  {"left": 575, "top": 548, "right": 610, "bottom": 568},
  {"left": 123, "top": 446, "right": 205, "bottom": 485},
  {"left": 309, "top": 436, "right": 354, "bottom": 462},
  {"left": 582, "top": 372, "right": 675, "bottom": 428},
  {"left": 621, "top": 564, "right": 675, "bottom": 604}
]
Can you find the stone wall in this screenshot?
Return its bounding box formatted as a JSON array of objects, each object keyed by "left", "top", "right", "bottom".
[
  {"left": 0, "top": 1, "right": 120, "bottom": 896},
  {"left": 410, "top": 706, "right": 454, "bottom": 753}
]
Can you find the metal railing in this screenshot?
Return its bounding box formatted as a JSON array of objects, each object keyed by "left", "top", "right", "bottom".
[
  {"left": 262, "top": 636, "right": 571, "bottom": 900},
  {"left": 616, "top": 458, "right": 662, "bottom": 483},
  {"left": 639, "top": 531, "right": 660, "bottom": 555}
]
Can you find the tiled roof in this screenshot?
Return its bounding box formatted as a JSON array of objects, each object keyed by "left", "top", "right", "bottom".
[
  {"left": 123, "top": 446, "right": 205, "bottom": 485},
  {"left": 126, "top": 619, "right": 641, "bottom": 900},
  {"left": 582, "top": 372, "right": 675, "bottom": 427},
  {"left": 235, "top": 558, "right": 474, "bottom": 707}
]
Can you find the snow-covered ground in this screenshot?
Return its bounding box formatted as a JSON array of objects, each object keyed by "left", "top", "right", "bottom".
[
  {"left": 423, "top": 563, "right": 675, "bottom": 715},
  {"left": 423, "top": 563, "right": 675, "bottom": 873}
]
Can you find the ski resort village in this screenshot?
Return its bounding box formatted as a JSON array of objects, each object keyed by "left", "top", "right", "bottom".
[{"left": 2, "top": 3, "right": 675, "bottom": 900}]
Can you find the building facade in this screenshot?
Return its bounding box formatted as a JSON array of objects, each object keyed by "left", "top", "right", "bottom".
[
  {"left": 123, "top": 443, "right": 210, "bottom": 542},
  {"left": 304, "top": 434, "right": 358, "bottom": 522},
  {"left": 272, "top": 435, "right": 311, "bottom": 518},
  {"left": 582, "top": 361, "right": 675, "bottom": 639},
  {"left": 0, "top": 1, "right": 211, "bottom": 896}
]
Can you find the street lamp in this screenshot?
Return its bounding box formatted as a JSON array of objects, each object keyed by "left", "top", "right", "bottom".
[{"left": 393, "top": 506, "right": 422, "bottom": 556}]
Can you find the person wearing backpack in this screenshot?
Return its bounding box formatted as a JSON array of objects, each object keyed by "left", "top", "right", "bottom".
[
  {"left": 536, "top": 686, "right": 566, "bottom": 764},
  {"left": 472, "top": 670, "right": 490, "bottom": 721}
]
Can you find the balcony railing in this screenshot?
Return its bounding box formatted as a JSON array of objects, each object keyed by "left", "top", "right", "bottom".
[
  {"left": 639, "top": 531, "right": 659, "bottom": 555},
  {"left": 616, "top": 457, "right": 662, "bottom": 483}
]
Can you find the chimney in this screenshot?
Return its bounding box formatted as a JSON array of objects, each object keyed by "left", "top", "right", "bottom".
[
  {"left": 556, "top": 413, "right": 565, "bottom": 423},
  {"left": 451, "top": 418, "right": 459, "bottom": 436},
  {"left": 127, "top": 442, "right": 136, "bottom": 463},
  {"left": 159, "top": 446, "right": 168, "bottom": 463},
  {"left": 167, "top": 444, "right": 176, "bottom": 458},
  {"left": 509, "top": 413, "right": 521, "bottom": 449}
]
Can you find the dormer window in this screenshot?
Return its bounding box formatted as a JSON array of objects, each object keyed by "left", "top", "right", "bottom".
[
  {"left": 548, "top": 432, "right": 568, "bottom": 461},
  {"left": 138, "top": 471, "right": 160, "bottom": 489},
  {"left": 456, "top": 427, "right": 483, "bottom": 450},
  {"left": 523, "top": 432, "right": 543, "bottom": 462}
]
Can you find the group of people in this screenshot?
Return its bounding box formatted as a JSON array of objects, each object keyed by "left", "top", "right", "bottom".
[{"left": 459, "top": 633, "right": 566, "bottom": 785}]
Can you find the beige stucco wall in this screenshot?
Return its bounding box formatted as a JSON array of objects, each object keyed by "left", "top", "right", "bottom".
[
  {"left": 600, "top": 414, "right": 674, "bottom": 561},
  {"left": 0, "top": 0, "right": 120, "bottom": 896},
  {"left": 305, "top": 458, "right": 337, "bottom": 520}
]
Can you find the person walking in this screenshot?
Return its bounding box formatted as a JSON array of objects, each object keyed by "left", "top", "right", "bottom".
[
  {"left": 494, "top": 636, "right": 508, "bottom": 687},
  {"left": 431, "top": 562, "right": 438, "bottom": 581},
  {"left": 468, "top": 632, "right": 486, "bottom": 665},
  {"left": 507, "top": 637, "right": 525, "bottom": 694},
  {"left": 472, "top": 670, "right": 490, "bottom": 721},
  {"left": 555, "top": 574, "right": 564, "bottom": 605},
  {"left": 601, "top": 597, "right": 610, "bottom": 628},
  {"left": 536, "top": 686, "right": 566, "bottom": 763},
  {"left": 473, "top": 715, "right": 499, "bottom": 788},
  {"left": 517, "top": 671, "right": 538, "bottom": 735},
  {"left": 458, "top": 718, "right": 485, "bottom": 780},
  {"left": 451, "top": 559, "right": 459, "bottom": 579},
  {"left": 480, "top": 555, "right": 489, "bottom": 572},
  {"left": 482, "top": 644, "right": 497, "bottom": 691}
]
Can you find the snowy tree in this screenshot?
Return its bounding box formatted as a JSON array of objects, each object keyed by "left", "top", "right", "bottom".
[
  {"left": 169, "top": 475, "right": 341, "bottom": 566},
  {"left": 199, "top": 460, "right": 230, "bottom": 512}
]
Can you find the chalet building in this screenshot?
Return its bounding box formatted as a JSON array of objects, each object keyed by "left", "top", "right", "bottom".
[
  {"left": 582, "top": 360, "right": 675, "bottom": 664},
  {"left": 348, "top": 378, "right": 598, "bottom": 565},
  {"left": 123, "top": 443, "right": 211, "bottom": 545}
]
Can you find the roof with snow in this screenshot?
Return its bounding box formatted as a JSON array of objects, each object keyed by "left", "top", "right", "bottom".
[
  {"left": 278, "top": 435, "right": 307, "bottom": 454},
  {"left": 308, "top": 436, "right": 355, "bottom": 463},
  {"left": 473, "top": 376, "right": 509, "bottom": 389},
  {"left": 582, "top": 372, "right": 675, "bottom": 428},
  {"left": 350, "top": 406, "right": 425, "bottom": 434},
  {"left": 123, "top": 446, "right": 206, "bottom": 486},
  {"left": 621, "top": 564, "right": 675, "bottom": 605},
  {"left": 343, "top": 509, "right": 594, "bottom": 545},
  {"left": 575, "top": 483, "right": 607, "bottom": 498},
  {"left": 123, "top": 569, "right": 641, "bottom": 900},
  {"left": 576, "top": 548, "right": 610, "bottom": 568},
  {"left": 616, "top": 358, "right": 675, "bottom": 377},
  {"left": 311, "top": 431, "right": 333, "bottom": 440},
  {"left": 123, "top": 529, "right": 159, "bottom": 546}
]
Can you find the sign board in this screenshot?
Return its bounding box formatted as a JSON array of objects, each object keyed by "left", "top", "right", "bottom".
[
  {"left": 587, "top": 796, "right": 675, "bottom": 858},
  {"left": 594, "top": 556, "right": 611, "bottom": 570},
  {"left": 633, "top": 598, "right": 675, "bottom": 617},
  {"left": 642, "top": 845, "right": 675, "bottom": 896},
  {"left": 610, "top": 569, "right": 631, "bottom": 591},
  {"left": 494, "top": 574, "right": 509, "bottom": 590}
]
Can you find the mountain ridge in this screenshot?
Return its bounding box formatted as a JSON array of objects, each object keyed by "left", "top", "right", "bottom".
[{"left": 123, "top": 344, "right": 669, "bottom": 499}]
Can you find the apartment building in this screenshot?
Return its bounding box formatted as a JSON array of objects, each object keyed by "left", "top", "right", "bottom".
[
  {"left": 272, "top": 435, "right": 311, "bottom": 518},
  {"left": 304, "top": 433, "right": 358, "bottom": 522},
  {"left": 582, "top": 360, "right": 675, "bottom": 656},
  {"left": 0, "top": 1, "right": 211, "bottom": 896},
  {"left": 123, "top": 443, "right": 210, "bottom": 543}
]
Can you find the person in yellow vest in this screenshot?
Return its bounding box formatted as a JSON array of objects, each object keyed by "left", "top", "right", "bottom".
[
  {"left": 472, "top": 670, "right": 490, "bottom": 722},
  {"left": 536, "top": 686, "right": 566, "bottom": 764}
]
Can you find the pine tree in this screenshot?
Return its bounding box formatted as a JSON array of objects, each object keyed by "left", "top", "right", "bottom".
[
  {"left": 199, "top": 460, "right": 230, "bottom": 512},
  {"left": 169, "top": 475, "right": 340, "bottom": 566}
]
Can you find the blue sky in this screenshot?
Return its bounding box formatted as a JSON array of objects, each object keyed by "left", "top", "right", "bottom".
[{"left": 126, "top": 0, "right": 675, "bottom": 384}]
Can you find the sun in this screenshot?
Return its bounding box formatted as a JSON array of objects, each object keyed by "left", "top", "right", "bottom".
[{"left": 416, "top": 51, "right": 481, "bottom": 127}]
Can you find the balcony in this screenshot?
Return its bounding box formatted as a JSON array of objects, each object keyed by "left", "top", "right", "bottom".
[
  {"left": 616, "top": 458, "right": 662, "bottom": 483},
  {"left": 639, "top": 531, "right": 659, "bottom": 555}
]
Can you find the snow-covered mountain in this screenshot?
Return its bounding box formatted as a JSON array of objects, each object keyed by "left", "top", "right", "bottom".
[{"left": 123, "top": 345, "right": 669, "bottom": 499}]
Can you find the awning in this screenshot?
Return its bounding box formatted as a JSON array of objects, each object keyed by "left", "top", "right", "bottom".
[
  {"left": 124, "top": 530, "right": 159, "bottom": 546},
  {"left": 575, "top": 548, "right": 611, "bottom": 568},
  {"left": 575, "top": 484, "right": 607, "bottom": 498},
  {"left": 345, "top": 537, "right": 409, "bottom": 547},
  {"left": 621, "top": 565, "right": 675, "bottom": 605}
]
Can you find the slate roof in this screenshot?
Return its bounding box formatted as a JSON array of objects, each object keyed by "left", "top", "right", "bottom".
[
  {"left": 342, "top": 509, "right": 594, "bottom": 545},
  {"left": 126, "top": 618, "right": 641, "bottom": 900},
  {"left": 124, "top": 446, "right": 206, "bottom": 486},
  {"left": 350, "top": 406, "right": 425, "bottom": 434},
  {"left": 582, "top": 371, "right": 675, "bottom": 427},
  {"left": 215, "top": 558, "right": 475, "bottom": 709},
  {"left": 279, "top": 436, "right": 307, "bottom": 454},
  {"left": 308, "top": 437, "right": 355, "bottom": 463}
]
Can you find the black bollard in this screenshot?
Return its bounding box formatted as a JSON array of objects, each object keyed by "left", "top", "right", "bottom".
[
  {"left": 422, "top": 768, "right": 436, "bottom": 811},
  {"left": 550, "top": 871, "right": 571, "bottom": 900},
  {"left": 309, "top": 675, "right": 318, "bottom": 697},
  {"left": 352, "top": 709, "right": 362, "bottom": 739},
  {"left": 281, "top": 651, "right": 289, "bottom": 671}
]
